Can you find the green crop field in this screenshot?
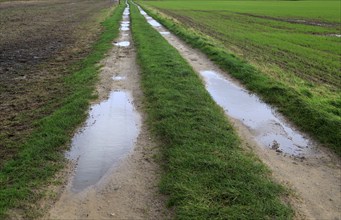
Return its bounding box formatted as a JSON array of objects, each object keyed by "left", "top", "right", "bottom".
[
  {"left": 143, "top": 1, "right": 341, "bottom": 22},
  {"left": 140, "top": 0, "right": 341, "bottom": 154}
]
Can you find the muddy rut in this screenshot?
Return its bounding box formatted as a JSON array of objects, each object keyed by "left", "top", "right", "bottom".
[
  {"left": 45, "top": 5, "right": 170, "bottom": 219},
  {"left": 136, "top": 5, "right": 341, "bottom": 220}
]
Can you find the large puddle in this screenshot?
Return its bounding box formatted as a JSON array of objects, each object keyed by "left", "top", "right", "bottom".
[
  {"left": 114, "top": 41, "right": 130, "bottom": 47},
  {"left": 67, "top": 91, "right": 141, "bottom": 192},
  {"left": 137, "top": 6, "right": 317, "bottom": 157},
  {"left": 200, "top": 71, "right": 315, "bottom": 156},
  {"left": 137, "top": 6, "right": 161, "bottom": 28}
]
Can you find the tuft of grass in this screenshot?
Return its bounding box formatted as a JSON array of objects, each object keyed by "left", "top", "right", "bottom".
[
  {"left": 0, "top": 3, "right": 125, "bottom": 218},
  {"left": 139, "top": 4, "right": 341, "bottom": 156},
  {"left": 130, "top": 3, "right": 292, "bottom": 219}
]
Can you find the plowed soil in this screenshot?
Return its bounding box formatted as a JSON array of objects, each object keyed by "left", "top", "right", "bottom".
[{"left": 0, "top": 0, "right": 113, "bottom": 167}]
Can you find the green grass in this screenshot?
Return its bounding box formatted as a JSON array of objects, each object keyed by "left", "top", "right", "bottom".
[
  {"left": 0, "top": 3, "right": 125, "bottom": 218},
  {"left": 143, "top": 1, "right": 341, "bottom": 22},
  {"left": 130, "top": 2, "right": 292, "bottom": 219},
  {"left": 140, "top": 1, "right": 341, "bottom": 156}
]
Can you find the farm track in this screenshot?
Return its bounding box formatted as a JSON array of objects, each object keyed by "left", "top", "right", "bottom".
[
  {"left": 136, "top": 5, "right": 340, "bottom": 219},
  {"left": 1, "top": 0, "right": 339, "bottom": 219}
]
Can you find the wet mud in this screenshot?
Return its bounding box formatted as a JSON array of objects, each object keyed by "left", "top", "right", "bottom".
[{"left": 137, "top": 6, "right": 341, "bottom": 220}]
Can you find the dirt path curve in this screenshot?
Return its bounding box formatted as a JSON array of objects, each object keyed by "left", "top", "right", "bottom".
[
  {"left": 136, "top": 6, "right": 341, "bottom": 220},
  {"left": 44, "top": 5, "right": 171, "bottom": 220}
]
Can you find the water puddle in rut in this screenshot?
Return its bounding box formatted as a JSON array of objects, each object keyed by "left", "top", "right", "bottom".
[
  {"left": 112, "top": 76, "right": 126, "bottom": 81},
  {"left": 114, "top": 41, "right": 130, "bottom": 47},
  {"left": 137, "top": 7, "right": 161, "bottom": 27},
  {"left": 200, "top": 71, "right": 315, "bottom": 156},
  {"left": 67, "top": 91, "right": 141, "bottom": 192},
  {"left": 138, "top": 6, "right": 317, "bottom": 157},
  {"left": 160, "top": 31, "right": 170, "bottom": 35}
]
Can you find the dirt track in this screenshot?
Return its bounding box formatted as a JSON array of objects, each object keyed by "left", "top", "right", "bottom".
[{"left": 0, "top": 0, "right": 112, "bottom": 166}]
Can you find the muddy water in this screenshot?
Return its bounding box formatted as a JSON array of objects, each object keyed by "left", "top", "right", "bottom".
[
  {"left": 66, "top": 5, "right": 141, "bottom": 192},
  {"left": 137, "top": 6, "right": 315, "bottom": 157}
]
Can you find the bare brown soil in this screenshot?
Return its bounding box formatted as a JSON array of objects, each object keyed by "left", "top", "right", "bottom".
[{"left": 0, "top": 0, "right": 113, "bottom": 167}]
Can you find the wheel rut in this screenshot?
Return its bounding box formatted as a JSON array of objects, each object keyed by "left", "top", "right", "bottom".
[{"left": 44, "top": 4, "right": 171, "bottom": 219}]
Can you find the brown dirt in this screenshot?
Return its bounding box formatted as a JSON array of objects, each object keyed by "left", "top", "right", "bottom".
[
  {"left": 145, "top": 12, "right": 341, "bottom": 219},
  {"left": 0, "top": 0, "right": 113, "bottom": 167},
  {"left": 43, "top": 14, "right": 172, "bottom": 219}
]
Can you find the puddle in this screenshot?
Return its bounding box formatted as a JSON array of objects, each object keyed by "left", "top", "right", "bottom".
[
  {"left": 200, "top": 70, "right": 315, "bottom": 156},
  {"left": 123, "top": 8, "right": 130, "bottom": 16},
  {"left": 120, "top": 27, "right": 130, "bottom": 31},
  {"left": 138, "top": 7, "right": 162, "bottom": 27},
  {"left": 114, "top": 41, "right": 130, "bottom": 47},
  {"left": 112, "top": 76, "right": 126, "bottom": 81},
  {"left": 147, "top": 20, "right": 161, "bottom": 27},
  {"left": 140, "top": 10, "right": 147, "bottom": 15},
  {"left": 160, "top": 31, "right": 170, "bottom": 35},
  {"left": 67, "top": 91, "right": 141, "bottom": 192}
]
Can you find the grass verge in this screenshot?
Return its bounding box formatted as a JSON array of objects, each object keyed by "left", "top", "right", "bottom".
[
  {"left": 0, "top": 3, "right": 125, "bottom": 218},
  {"left": 130, "top": 3, "right": 292, "bottom": 219},
  {"left": 139, "top": 5, "right": 341, "bottom": 156}
]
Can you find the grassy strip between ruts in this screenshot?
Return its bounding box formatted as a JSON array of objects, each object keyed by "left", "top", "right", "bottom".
[
  {"left": 0, "top": 3, "right": 125, "bottom": 218},
  {"left": 139, "top": 5, "right": 341, "bottom": 157},
  {"left": 130, "top": 3, "right": 292, "bottom": 219}
]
